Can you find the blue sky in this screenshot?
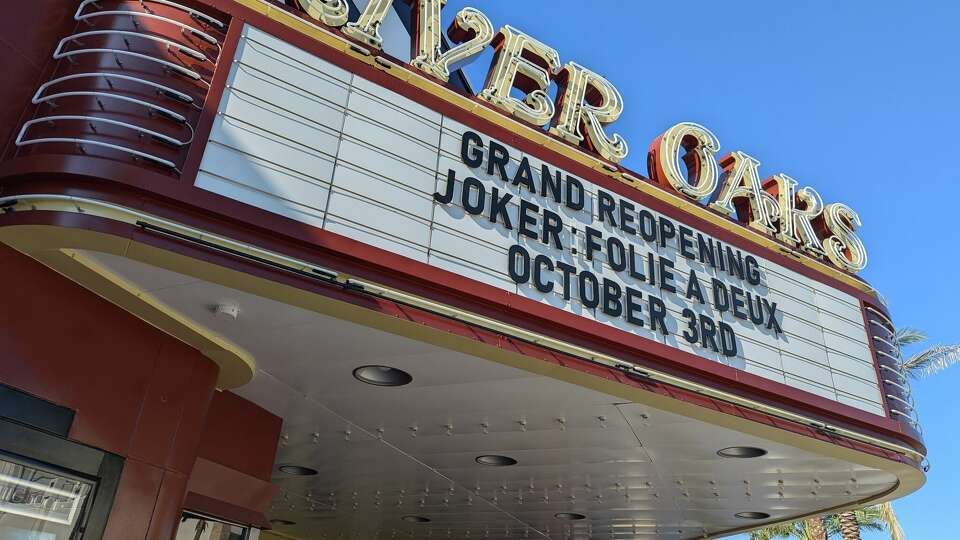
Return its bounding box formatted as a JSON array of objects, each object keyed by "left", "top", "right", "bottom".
[{"left": 444, "top": 1, "right": 960, "bottom": 538}]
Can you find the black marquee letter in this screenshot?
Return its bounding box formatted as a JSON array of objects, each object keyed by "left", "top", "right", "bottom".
[
  {"left": 533, "top": 255, "right": 554, "bottom": 292},
  {"left": 433, "top": 169, "right": 456, "bottom": 204},
  {"left": 461, "top": 131, "right": 484, "bottom": 167},
  {"left": 565, "top": 176, "right": 585, "bottom": 211},
  {"left": 508, "top": 245, "right": 530, "bottom": 283},
  {"left": 602, "top": 278, "right": 623, "bottom": 317},
  {"left": 579, "top": 270, "right": 599, "bottom": 309},
  {"left": 461, "top": 177, "right": 486, "bottom": 215},
  {"left": 720, "top": 321, "right": 738, "bottom": 357}
]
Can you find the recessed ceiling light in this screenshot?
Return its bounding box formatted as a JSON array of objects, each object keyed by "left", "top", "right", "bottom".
[
  {"left": 270, "top": 519, "right": 297, "bottom": 526},
  {"left": 401, "top": 515, "right": 431, "bottom": 523},
  {"left": 353, "top": 365, "right": 413, "bottom": 386},
  {"left": 717, "top": 446, "right": 767, "bottom": 458},
  {"left": 554, "top": 512, "right": 586, "bottom": 521},
  {"left": 735, "top": 512, "right": 771, "bottom": 520},
  {"left": 278, "top": 465, "right": 319, "bottom": 476},
  {"left": 475, "top": 454, "right": 518, "bottom": 466}
]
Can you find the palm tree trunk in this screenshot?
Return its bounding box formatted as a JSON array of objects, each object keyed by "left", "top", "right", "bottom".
[
  {"left": 839, "top": 511, "right": 862, "bottom": 540},
  {"left": 805, "top": 517, "right": 827, "bottom": 540}
]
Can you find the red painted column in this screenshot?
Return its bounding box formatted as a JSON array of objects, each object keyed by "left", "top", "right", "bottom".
[{"left": 0, "top": 243, "right": 219, "bottom": 539}]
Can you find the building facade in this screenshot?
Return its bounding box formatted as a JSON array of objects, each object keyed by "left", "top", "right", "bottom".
[{"left": 0, "top": 1, "right": 925, "bottom": 539}]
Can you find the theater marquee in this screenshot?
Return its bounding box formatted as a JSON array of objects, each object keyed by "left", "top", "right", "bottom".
[
  {"left": 0, "top": 0, "right": 927, "bottom": 537},
  {"left": 191, "top": 24, "right": 886, "bottom": 416}
]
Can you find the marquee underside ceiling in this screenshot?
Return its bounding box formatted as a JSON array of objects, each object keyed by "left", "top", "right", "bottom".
[{"left": 73, "top": 249, "right": 900, "bottom": 539}]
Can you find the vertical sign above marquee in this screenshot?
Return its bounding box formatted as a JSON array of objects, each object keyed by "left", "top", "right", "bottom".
[{"left": 194, "top": 25, "right": 885, "bottom": 416}]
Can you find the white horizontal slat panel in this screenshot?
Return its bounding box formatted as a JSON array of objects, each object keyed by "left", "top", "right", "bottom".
[
  {"left": 428, "top": 229, "right": 517, "bottom": 291},
  {"left": 785, "top": 375, "right": 838, "bottom": 400},
  {"left": 837, "top": 393, "right": 886, "bottom": 416},
  {"left": 217, "top": 92, "right": 341, "bottom": 159},
  {"left": 337, "top": 139, "right": 435, "bottom": 196},
  {"left": 229, "top": 66, "right": 347, "bottom": 133},
  {"left": 324, "top": 193, "right": 431, "bottom": 263},
  {"left": 243, "top": 25, "right": 352, "bottom": 85},
  {"left": 197, "top": 24, "right": 348, "bottom": 227},
  {"left": 352, "top": 76, "right": 441, "bottom": 126},
  {"left": 325, "top": 164, "right": 433, "bottom": 262},
  {"left": 341, "top": 114, "right": 438, "bottom": 171},
  {"left": 745, "top": 361, "right": 787, "bottom": 384},
  {"left": 196, "top": 141, "right": 331, "bottom": 227},
  {"left": 195, "top": 171, "right": 326, "bottom": 228},
  {"left": 828, "top": 351, "right": 880, "bottom": 381},
  {"left": 832, "top": 372, "right": 884, "bottom": 405}
]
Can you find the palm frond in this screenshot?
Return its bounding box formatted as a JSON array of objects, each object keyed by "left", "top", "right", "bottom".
[
  {"left": 893, "top": 327, "right": 927, "bottom": 347},
  {"left": 878, "top": 502, "right": 906, "bottom": 540},
  {"left": 823, "top": 505, "right": 906, "bottom": 539},
  {"left": 857, "top": 521, "right": 885, "bottom": 532},
  {"left": 901, "top": 344, "right": 960, "bottom": 378},
  {"left": 824, "top": 517, "right": 841, "bottom": 537},
  {"left": 749, "top": 521, "right": 803, "bottom": 540}
]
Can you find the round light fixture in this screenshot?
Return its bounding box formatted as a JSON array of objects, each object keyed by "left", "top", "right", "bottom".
[
  {"left": 278, "top": 465, "right": 319, "bottom": 476},
  {"left": 475, "top": 454, "right": 518, "bottom": 466},
  {"left": 353, "top": 365, "right": 413, "bottom": 387},
  {"left": 717, "top": 446, "right": 767, "bottom": 458},
  {"left": 735, "top": 512, "right": 771, "bottom": 520},
  {"left": 401, "top": 515, "right": 431, "bottom": 523},
  {"left": 554, "top": 512, "right": 586, "bottom": 521},
  {"left": 271, "top": 519, "right": 297, "bottom": 526}
]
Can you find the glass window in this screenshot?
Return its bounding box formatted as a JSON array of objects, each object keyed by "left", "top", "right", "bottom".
[
  {"left": 0, "top": 455, "right": 93, "bottom": 540},
  {"left": 175, "top": 512, "right": 251, "bottom": 540}
]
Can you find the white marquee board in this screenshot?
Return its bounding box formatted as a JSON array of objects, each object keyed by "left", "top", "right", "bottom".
[{"left": 194, "top": 25, "right": 884, "bottom": 416}]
